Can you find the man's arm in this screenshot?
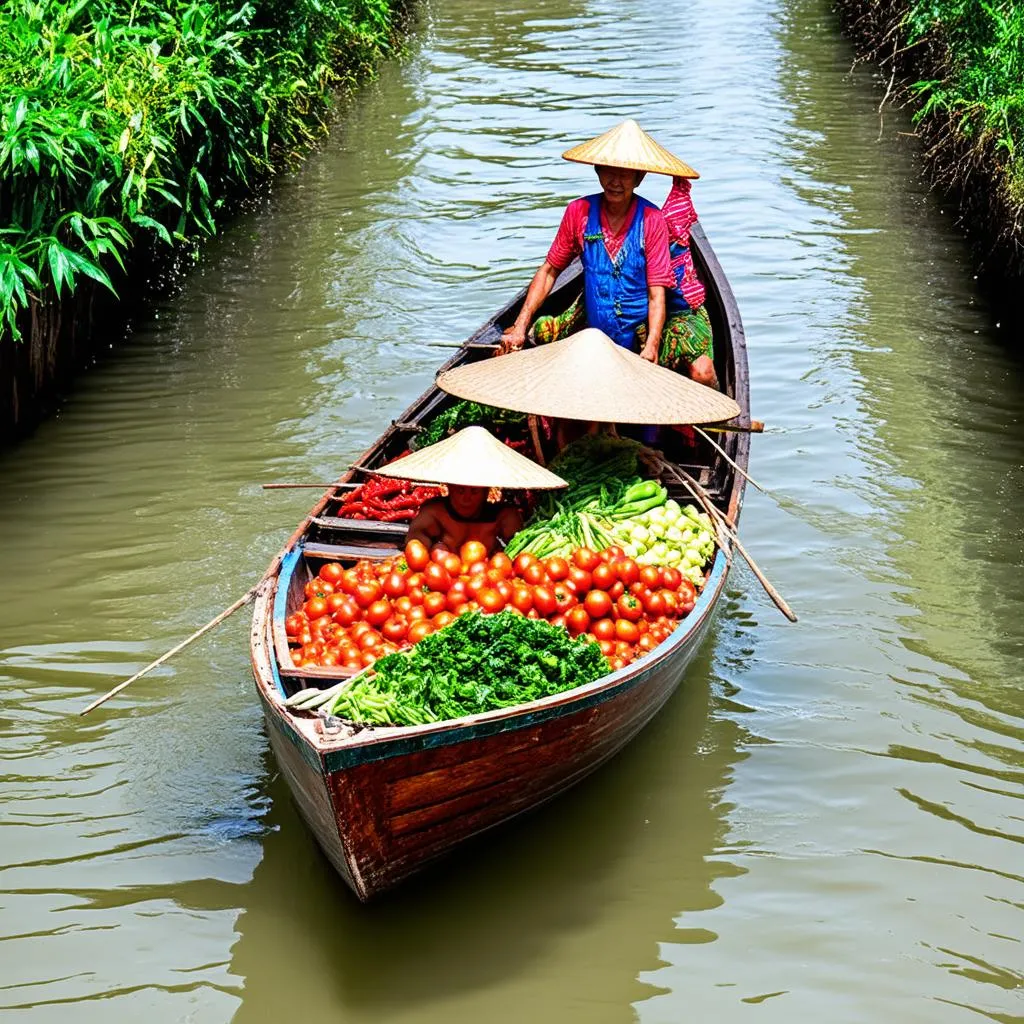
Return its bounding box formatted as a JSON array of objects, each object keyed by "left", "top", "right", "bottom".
[{"left": 500, "top": 262, "right": 559, "bottom": 353}]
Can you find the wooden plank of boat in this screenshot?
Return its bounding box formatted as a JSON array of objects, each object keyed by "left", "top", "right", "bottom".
[{"left": 249, "top": 224, "right": 751, "bottom": 901}]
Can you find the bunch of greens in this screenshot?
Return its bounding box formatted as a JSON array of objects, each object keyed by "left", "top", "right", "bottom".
[
  {"left": 327, "top": 611, "right": 608, "bottom": 726},
  {"left": 504, "top": 435, "right": 667, "bottom": 558},
  {"left": 412, "top": 400, "right": 526, "bottom": 450}
]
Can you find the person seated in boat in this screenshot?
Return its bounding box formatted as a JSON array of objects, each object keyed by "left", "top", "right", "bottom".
[
  {"left": 406, "top": 484, "right": 523, "bottom": 556},
  {"left": 368, "top": 425, "right": 568, "bottom": 556},
  {"left": 499, "top": 120, "right": 718, "bottom": 390}
]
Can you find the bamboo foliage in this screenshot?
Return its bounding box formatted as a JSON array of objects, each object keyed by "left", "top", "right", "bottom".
[{"left": 0, "top": 0, "right": 399, "bottom": 343}]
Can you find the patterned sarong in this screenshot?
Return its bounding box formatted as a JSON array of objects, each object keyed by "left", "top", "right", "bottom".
[{"left": 532, "top": 295, "right": 713, "bottom": 371}]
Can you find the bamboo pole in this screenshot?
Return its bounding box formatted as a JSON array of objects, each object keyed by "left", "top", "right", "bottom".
[
  {"left": 693, "top": 426, "right": 769, "bottom": 495},
  {"left": 262, "top": 482, "right": 353, "bottom": 490},
  {"left": 701, "top": 419, "right": 765, "bottom": 434},
  {"left": 80, "top": 585, "right": 265, "bottom": 716},
  {"left": 652, "top": 457, "right": 797, "bottom": 623}
]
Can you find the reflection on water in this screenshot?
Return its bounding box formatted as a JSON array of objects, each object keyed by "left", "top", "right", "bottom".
[{"left": 0, "top": 0, "right": 1021, "bottom": 1020}]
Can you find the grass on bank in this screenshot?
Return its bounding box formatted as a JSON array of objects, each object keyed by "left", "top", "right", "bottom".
[
  {"left": 906, "top": 0, "right": 1024, "bottom": 205},
  {"left": 0, "top": 0, "right": 399, "bottom": 344}
]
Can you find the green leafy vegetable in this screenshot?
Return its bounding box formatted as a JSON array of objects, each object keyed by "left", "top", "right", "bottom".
[
  {"left": 413, "top": 401, "right": 526, "bottom": 450},
  {"left": 328, "top": 611, "right": 608, "bottom": 726}
]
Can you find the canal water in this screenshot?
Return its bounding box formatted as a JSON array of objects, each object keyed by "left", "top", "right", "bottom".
[{"left": 1, "top": 0, "right": 1021, "bottom": 1020}]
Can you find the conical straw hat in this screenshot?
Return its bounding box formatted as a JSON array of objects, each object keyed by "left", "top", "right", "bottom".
[
  {"left": 373, "top": 426, "right": 567, "bottom": 490},
  {"left": 437, "top": 329, "right": 740, "bottom": 425},
  {"left": 562, "top": 119, "right": 699, "bottom": 179}
]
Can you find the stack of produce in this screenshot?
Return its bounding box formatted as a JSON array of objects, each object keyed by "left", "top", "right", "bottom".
[
  {"left": 411, "top": 400, "right": 528, "bottom": 451},
  {"left": 503, "top": 435, "right": 718, "bottom": 586},
  {"left": 336, "top": 475, "right": 441, "bottom": 522},
  {"left": 288, "top": 611, "right": 609, "bottom": 727},
  {"left": 284, "top": 539, "right": 700, "bottom": 674}
]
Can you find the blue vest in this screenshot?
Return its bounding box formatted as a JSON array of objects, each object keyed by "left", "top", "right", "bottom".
[{"left": 582, "top": 194, "right": 653, "bottom": 350}]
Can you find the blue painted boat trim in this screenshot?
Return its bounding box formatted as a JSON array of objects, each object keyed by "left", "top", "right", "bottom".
[{"left": 319, "top": 547, "right": 728, "bottom": 774}]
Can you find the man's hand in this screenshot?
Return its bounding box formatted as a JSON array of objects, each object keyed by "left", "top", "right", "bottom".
[
  {"left": 640, "top": 339, "right": 660, "bottom": 363},
  {"left": 498, "top": 325, "right": 527, "bottom": 355}
]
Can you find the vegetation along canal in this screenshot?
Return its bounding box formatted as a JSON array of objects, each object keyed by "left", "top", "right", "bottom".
[{"left": 1, "top": 0, "right": 1021, "bottom": 1020}]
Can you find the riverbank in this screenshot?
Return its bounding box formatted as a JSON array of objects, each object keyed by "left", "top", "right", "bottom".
[
  {"left": 0, "top": 0, "right": 410, "bottom": 439},
  {"left": 832, "top": 0, "right": 1024, "bottom": 285}
]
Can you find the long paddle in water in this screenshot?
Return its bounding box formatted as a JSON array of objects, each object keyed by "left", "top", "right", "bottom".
[{"left": 79, "top": 584, "right": 264, "bottom": 716}]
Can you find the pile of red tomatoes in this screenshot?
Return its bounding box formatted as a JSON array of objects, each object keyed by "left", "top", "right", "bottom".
[{"left": 285, "top": 539, "right": 698, "bottom": 673}]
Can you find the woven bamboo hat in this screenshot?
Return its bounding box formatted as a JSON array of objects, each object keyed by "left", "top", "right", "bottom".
[
  {"left": 562, "top": 119, "right": 699, "bottom": 179},
  {"left": 437, "top": 329, "right": 740, "bottom": 425},
  {"left": 373, "top": 426, "right": 567, "bottom": 490}
]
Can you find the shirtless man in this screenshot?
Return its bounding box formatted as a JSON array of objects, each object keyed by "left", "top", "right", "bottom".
[{"left": 405, "top": 484, "right": 523, "bottom": 556}]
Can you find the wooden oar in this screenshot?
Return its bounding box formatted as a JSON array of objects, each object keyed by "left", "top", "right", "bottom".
[
  {"left": 701, "top": 419, "right": 764, "bottom": 434},
  {"left": 693, "top": 426, "right": 770, "bottom": 495},
  {"left": 262, "top": 482, "right": 353, "bottom": 490},
  {"left": 79, "top": 585, "right": 266, "bottom": 716},
  {"left": 671, "top": 466, "right": 797, "bottom": 623}
]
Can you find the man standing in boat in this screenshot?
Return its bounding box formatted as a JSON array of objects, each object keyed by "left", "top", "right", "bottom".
[{"left": 499, "top": 119, "right": 718, "bottom": 390}]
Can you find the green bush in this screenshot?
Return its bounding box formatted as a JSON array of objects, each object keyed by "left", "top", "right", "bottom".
[
  {"left": 0, "top": 0, "right": 399, "bottom": 343},
  {"left": 906, "top": 0, "right": 1024, "bottom": 198}
]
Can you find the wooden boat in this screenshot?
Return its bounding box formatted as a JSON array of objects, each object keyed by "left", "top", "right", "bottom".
[{"left": 249, "top": 223, "right": 750, "bottom": 901}]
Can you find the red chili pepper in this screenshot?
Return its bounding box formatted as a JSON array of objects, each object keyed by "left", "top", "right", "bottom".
[{"left": 380, "top": 509, "right": 415, "bottom": 522}]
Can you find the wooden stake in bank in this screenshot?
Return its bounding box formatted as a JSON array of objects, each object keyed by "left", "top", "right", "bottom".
[{"left": 80, "top": 585, "right": 263, "bottom": 716}]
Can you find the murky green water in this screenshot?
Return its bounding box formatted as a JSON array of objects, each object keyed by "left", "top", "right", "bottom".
[{"left": 1, "top": 0, "right": 1021, "bottom": 1020}]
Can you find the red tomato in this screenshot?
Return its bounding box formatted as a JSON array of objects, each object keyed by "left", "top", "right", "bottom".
[
  {"left": 340, "top": 568, "right": 360, "bottom": 595},
  {"left": 407, "top": 586, "right": 425, "bottom": 606},
  {"left": 637, "top": 634, "right": 657, "bottom": 653},
  {"left": 567, "top": 606, "right": 590, "bottom": 635},
  {"left": 608, "top": 581, "right": 625, "bottom": 600},
  {"left": 382, "top": 617, "right": 408, "bottom": 642},
  {"left": 365, "top": 599, "right": 392, "bottom": 627},
  {"left": 430, "top": 546, "right": 450, "bottom": 564},
  {"left": 319, "top": 562, "right": 344, "bottom": 584},
  {"left": 495, "top": 579, "right": 513, "bottom": 602},
  {"left": 511, "top": 586, "right": 533, "bottom": 613},
  {"left": 612, "top": 557, "right": 640, "bottom": 585},
  {"left": 394, "top": 595, "right": 413, "bottom": 615},
  {"left": 659, "top": 590, "right": 679, "bottom": 617},
  {"left": 460, "top": 540, "right": 488, "bottom": 566},
  {"left": 290, "top": 650, "right": 303, "bottom": 666},
  {"left": 604, "top": 546, "right": 624, "bottom": 562},
  {"left": 513, "top": 553, "right": 538, "bottom": 576},
  {"left": 609, "top": 656, "right": 626, "bottom": 671},
  {"left": 583, "top": 590, "right": 613, "bottom": 619},
  {"left": 568, "top": 567, "right": 592, "bottom": 593},
  {"left": 550, "top": 614, "right": 567, "bottom": 630},
  {"left": 543, "top": 557, "right": 570, "bottom": 581},
  {"left": 408, "top": 605, "right": 428, "bottom": 622},
  {"left": 357, "top": 629, "right": 382, "bottom": 651},
  {"left": 573, "top": 547, "right": 601, "bottom": 571},
  {"left": 489, "top": 552, "right": 513, "bottom": 578},
  {"left": 405, "top": 540, "right": 430, "bottom": 571},
  {"left": 466, "top": 560, "right": 488, "bottom": 577},
  {"left": 445, "top": 582, "right": 468, "bottom": 612},
  {"left": 592, "top": 564, "right": 616, "bottom": 591},
  {"left": 383, "top": 572, "right": 407, "bottom": 598},
  {"left": 533, "top": 585, "right": 557, "bottom": 617},
  {"left": 639, "top": 565, "right": 662, "bottom": 589},
  {"left": 423, "top": 563, "right": 452, "bottom": 593},
  {"left": 354, "top": 580, "right": 382, "bottom": 608},
  {"left": 360, "top": 651, "right": 379, "bottom": 668},
  {"left": 406, "top": 572, "right": 424, "bottom": 589},
  {"left": 325, "top": 593, "right": 346, "bottom": 615},
  {"left": 305, "top": 578, "right": 333, "bottom": 600},
  {"left": 677, "top": 579, "right": 697, "bottom": 609},
  {"left": 616, "top": 594, "right": 644, "bottom": 622},
  {"left": 407, "top": 621, "right": 434, "bottom": 644},
  {"left": 305, "top": 596, "right": 329, "bottom": 620},
  {"left": 478, "top": 588, "right": 506, "bottom": 614},
  {"left": 644, "top": 592, "right": 667, "bottom": 617},
  {"left": 433, "top": 611, "right": 455, "bottom": 629},
  {"left": 298, "top": 628, "right": 313, "bottom": 646},
  {"left": 522, "top": 562, "right": 547, "bottom": 587},
  {"left": 349, "top": 621, "right": 371, "bottom": 640},
  {"left": 552, "top": 583, "right": 576, "bottom": 610},
  {"left": 662, "top": 567, "right": 682, "bottom": 590},
  {"left": 591, "top": 617, "right": 616, "bottom": 641},
  {"left": 284, "top": 613, "right": 305, "bottom": 637},
  {"left": 466, "top": 575, "right": 488, "bottom": 599},
  {"left": 442, "top": 552, "right": 463, "bottom": 576},
  {"left": 598, "top": 639, "right": 615, "bottom": 656},
  {"left": 320, "top": 650, "right": 340, "bottom": 667},
  {"left": 615, "top": 619, "right": 640, "bottom": 642},
  {"left": 423, "top": 591, "right": 447, "bottom": 617}
]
